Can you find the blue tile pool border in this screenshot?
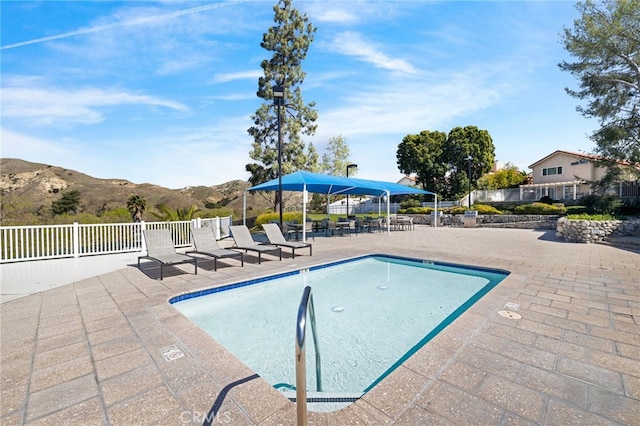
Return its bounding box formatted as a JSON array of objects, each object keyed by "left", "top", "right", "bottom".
[{"left": 168, "top": 253, "right": 509, "bottom": 305}]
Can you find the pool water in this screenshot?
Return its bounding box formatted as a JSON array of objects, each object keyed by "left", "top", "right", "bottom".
[{"left": 171, "top": 255, "right": 508, "bottom": 396}]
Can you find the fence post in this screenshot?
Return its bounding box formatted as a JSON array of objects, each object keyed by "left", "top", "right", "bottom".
[
  {"left": 140, "top": 221, "right": 147, "bottom": 253},
  {"left": 214, "top": 217, "right": 221, "bottom": 240},
  {"left": 73, "top": 222, "right": 80, "bottom": 258}
]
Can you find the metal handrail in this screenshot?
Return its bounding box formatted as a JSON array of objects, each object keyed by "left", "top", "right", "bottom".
[{"left": 295, "top": 286, "right": 322, "bottom": 426}]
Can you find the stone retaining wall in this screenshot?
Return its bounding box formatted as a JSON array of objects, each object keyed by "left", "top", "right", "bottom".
[
  {"left": 406, "top": 213, "right": 640, "bottom": 241},
  {"left": 407, "top": 214, "right": 560, "bottom": 229},
  {"left": 555, "top": 217, "right": 640, "bottom": 243}
]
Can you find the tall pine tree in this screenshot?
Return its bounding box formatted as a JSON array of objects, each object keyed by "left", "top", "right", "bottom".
[{"left": 246, "top": 0, "right": 318, "bottom": 212}]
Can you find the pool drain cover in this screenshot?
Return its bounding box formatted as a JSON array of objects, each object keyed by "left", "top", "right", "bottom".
[{"left": 498, "top": 310, "right": 522, "bottom": 319}]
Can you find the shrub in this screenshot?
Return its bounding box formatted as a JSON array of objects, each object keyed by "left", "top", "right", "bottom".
[
  {"left": 513, "top": 202, "right": 566, "bottom": 215},
  {"left": 473, "top": 204, "right": 503, "bottom": 214},
  {"left": 399, "top": 199, "right": 421, "bottom": 209},
  {"left": 255, "top": 211, "right": 305, "bottom": 226},
  {"left": 101, "top": 207, "right": 132, "bottom": 223},
  {"left": 566, "top": 213, "right": 617, "bottom": 220},
  {"left": 399, "top": 206, "right": 433, "bottom": 214},
  {"left": 617, "top": 202, "right": 640, "bottom": 216},
  {"left": 449, "top": 204, "right": 503, "bottom": 215},
  {"left": 565, "top": 205, "right": 588, "bottom": 215},
  {"left": 579, "top": 194, "right": 622, "bottom": 215},
  {"left": 538, "top": 195, "right": 559, "bottom": 205}
]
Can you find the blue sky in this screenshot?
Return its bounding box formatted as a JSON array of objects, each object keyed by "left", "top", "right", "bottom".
[{"left": 1, "top": 1, "right": 598, "bottom": 189}]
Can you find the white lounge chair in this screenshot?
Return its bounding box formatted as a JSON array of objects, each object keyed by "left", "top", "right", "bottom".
[
  {"left": 138, "top": 229, "right": 197, "bottom": 280},
  {"left": 262, "top": 223, "right": 312, "bottom": 258},
  {"left": 186, "top": 227, "right": 244, "bottom": 271},
  {"left": 228, "top": 225, "right": 281, "bottom": 264}
]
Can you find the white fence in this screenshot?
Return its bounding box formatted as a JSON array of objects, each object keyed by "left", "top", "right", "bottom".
[
  {"left": 328, "top": 199, "right": 459, "bottom": 215},
  {"left": 0, "top": 216, "right": 232, "bottom": 263}
]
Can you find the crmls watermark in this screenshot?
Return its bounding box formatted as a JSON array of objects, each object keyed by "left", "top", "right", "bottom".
[{"left": 180, "top": 410, "right": 232, "bottom": 424}]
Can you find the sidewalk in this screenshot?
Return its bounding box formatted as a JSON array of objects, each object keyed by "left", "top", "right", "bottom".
[{"left": 1, "top": 253, "right": 141, "bottom": 304}]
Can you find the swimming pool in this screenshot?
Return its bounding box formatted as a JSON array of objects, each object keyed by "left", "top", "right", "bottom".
[{"left": 171, "top": 254, "right": 508, "bottom": 403}]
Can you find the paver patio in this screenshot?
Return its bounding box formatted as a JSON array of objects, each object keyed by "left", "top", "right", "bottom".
[{"left": 1, "top": 226, "right": 639, "bottom": 425}]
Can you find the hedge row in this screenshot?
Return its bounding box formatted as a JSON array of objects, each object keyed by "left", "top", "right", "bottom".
[{"left": 399, "top": 202, "right": 567, "bottom": 215}]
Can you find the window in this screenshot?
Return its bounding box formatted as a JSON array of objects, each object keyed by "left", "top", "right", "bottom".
[{"left": 542, "top": 166, "right": 563, "bottom": 176}]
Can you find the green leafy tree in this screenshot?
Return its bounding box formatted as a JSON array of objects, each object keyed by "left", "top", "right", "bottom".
[
  {"left": 151, "top": 205, "right": 200, "bottom": 221},
  {"left": 320, "top": 135, "right": 354, "bottom": 176},
  {"left": 444, "top": 126, "right": 495, "bottom": 199},
  {"left": 51, "top": 190, "right": 81, "bottom": 215},
  {"left": 477, "top": 163, "right": 528, "bottom": 189},
  {"left": 396, "top": 130, "right": 448, "bottom": 195},
  {"left": 246, "top": 0, "right": 318, "bottom": 212},
  {"left": 559, "top": 0, "right": 640, "bottom": 172},
  {"left": 126, "top": 195, "right": 147, "bottom": 222},
  {"left": 397, "top": 126, "right": 495, "bottom": 200}
]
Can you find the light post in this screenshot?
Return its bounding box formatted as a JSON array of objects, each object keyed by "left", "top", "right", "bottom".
[
  {"left": 465, "top": 155, "right": 473, "bottom": 209},
  {"left": 273, "top": 85, "right": 285, "bottom": 228},
  {"left": 346, "top": 163, "right": 357, "bottom": 217}
]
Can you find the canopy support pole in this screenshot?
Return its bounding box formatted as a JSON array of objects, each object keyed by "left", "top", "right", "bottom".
[
  {"left": 302, "top": 184, "right": 307, "bottom": 242},
  {"left": 243, "top": 191, "right": 247, "bottom": 226},
  {"left": 434, "top": 194, "right": 438, "bottom": 228},
  {"left": 386, "top": 190, "right": 390, "bottom": 235}
]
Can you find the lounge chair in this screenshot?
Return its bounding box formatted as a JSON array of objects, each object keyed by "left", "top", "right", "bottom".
[
  {"left": 262, "top": 223, "right": 312, "bottom": 259},
  {"left": 186, "top": 227, "right": 244, "bottom": 271},
  {"left": 138, "top": 229, "right": 197, "bottom": 280},
  {"left": 228, "top": 225, "right": 282, "bottom": 264}
]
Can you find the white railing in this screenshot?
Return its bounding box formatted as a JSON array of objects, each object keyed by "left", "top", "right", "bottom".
[{"left": 0, "top": 216, "right": 232, "bottom": 263}]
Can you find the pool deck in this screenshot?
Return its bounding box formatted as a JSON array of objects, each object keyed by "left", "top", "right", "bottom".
[{"left": 1, "top": 226, "right": 639, "bottom": 425}]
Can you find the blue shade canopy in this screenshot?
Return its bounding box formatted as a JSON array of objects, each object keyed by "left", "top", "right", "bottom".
[{"left": 248, "top": 171, "right": 434, "bottom": 196}]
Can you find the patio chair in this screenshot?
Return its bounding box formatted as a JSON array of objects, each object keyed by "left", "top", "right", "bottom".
[
  {"left": 346, "top": 219, "right": 357, "bottom": 237},
  {"left": 368, "top": 217, "right": 382, "bottom": 233},
  {"left": 304, "top": 220, "right": 315, "bottom": 241},
  {"left": 283, "top": 222, "right": 299, "bottom": 241},
  {"left": 229, "top": 225, "right": 282, "bottom": 264},
  {"left": 325, "top": 220, "right": 338, "bottom": 237},
  {"left": 138, "top": 229, "right": 197, "bottom": 280},
  {"left": 262, "top": 223, "right": 312, "bottom": 258},
  {"left": 356, "top": 218, "right": 368, "bottom": 233},
  {"left": 186, "top": 227, "right": 244, "bottom": 271},
  {"left": 389, "top": 215, "right": 399, "bottom": 231}
]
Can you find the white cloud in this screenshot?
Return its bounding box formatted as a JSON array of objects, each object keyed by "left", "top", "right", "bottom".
[
  {"left": 2, "top": 83, "right": 189, "bottom": 126},
  {"left": 305, "top": 1, "right": 406, "bottom": 25},
  {"left": 0, "top": 128, "right": 70, "bottom": 159},
  {"left": 328, "top": 32, "right": 419, "bottom": 74},
  {"left": 211, "top": 70, "right": 262, "bottom": 84},
  {"left": 1, "top": 2, "right": 244, "bottom": 50},
  {"left": 311, "top": 8, "right": 359, "bottom": 24},
  {"left": 315, "top": 68, "right": 509, "bottom": 139}
]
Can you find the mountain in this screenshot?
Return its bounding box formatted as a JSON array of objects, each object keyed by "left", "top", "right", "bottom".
[{"left": 0, "top": 158, "right": 273, "bottom": 225}]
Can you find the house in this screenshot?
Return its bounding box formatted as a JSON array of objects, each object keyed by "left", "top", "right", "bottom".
[
  {"left": 521, "top": 150, "right": 639, "bottom": 201},
  {"left": 397, "top": 175, "right": 417, "bottom": 187}
]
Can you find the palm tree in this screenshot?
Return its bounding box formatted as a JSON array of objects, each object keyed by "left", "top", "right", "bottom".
[
  {"left": 150, "top": 204, "right": 200, "bottom": 221},
  {"left": 126, "top": 195, "right": 147, "bottom": 222}
]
